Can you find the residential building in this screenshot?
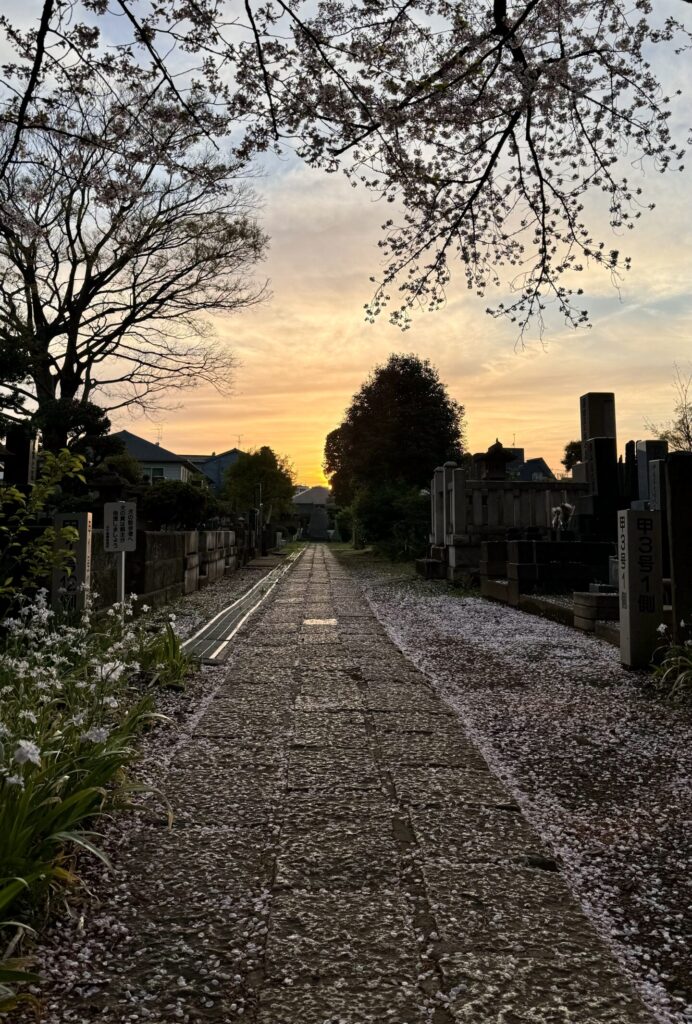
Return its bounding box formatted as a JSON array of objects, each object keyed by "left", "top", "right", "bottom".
[
  {"left": 112, "top": 430, "right": 208, "bottom": 486},
  {"left": 181, "top": 449, "right": 244, "bottom": 493}
]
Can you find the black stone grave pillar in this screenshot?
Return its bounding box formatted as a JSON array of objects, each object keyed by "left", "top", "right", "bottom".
[{"left": 665, "top": 452, "right": 692, "bottom": 645}]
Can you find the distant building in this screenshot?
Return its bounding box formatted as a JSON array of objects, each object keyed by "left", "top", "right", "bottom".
[
  {"left": 504, "top": 446, "right": 556, "bottom": 482},
  {"left": 293, "top": 485, "right": 334, "bottom": 540},
  {"left": 112, "top": 430, "right": 208, "bottom": 486},
  {"left": 181, "top": 449, "right": 244, "bottom": 493}
]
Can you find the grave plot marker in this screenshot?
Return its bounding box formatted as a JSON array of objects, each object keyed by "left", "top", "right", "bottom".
[
  {"left": 51, "top": 512, "right": 93, "bottom": 614},
  {"left": 665, "top": 452, "right": 692, "bottom": 645},
  {"left": 618, "top": 509, "right": 663, "bottom": 669}
]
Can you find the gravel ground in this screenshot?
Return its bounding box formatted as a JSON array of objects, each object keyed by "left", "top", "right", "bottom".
[{"left": 339, "top": 553, "right": 692, "bottom": 1024}]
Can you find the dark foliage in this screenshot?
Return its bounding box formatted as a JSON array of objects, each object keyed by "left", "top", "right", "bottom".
[
  {"left": 561, "top": 440, "right": 583, "bottom": 472},
  {"left": 324, "top": 353, "right": 464, "bottom": 505}
]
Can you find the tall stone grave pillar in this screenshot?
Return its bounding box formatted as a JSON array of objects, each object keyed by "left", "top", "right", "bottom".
[
  {"left": 52, "top": 512, "right": 93, "bottom": 614},
  {"left": 443, "top": 461, "right": 457, "bottom": 541},
  {"left": 648, "top": 459, "right": 670, "bottom": 576},
  {"left": 617, "top": 509, "right": 663, "bottom": 668},
  {"left": 580, "top": 392, "right": 616, "bottom": 457},
  {"left": 431, "top": 467, "right": 445, "bottom": 546},
  {"left": 3, "top": 425, "right": 38, "bottom": 486},
  {"left": 452, "top": 468, "right": 468, "bottom": 536},
  {"left": 624, "top": 440, "right": 638, "bottom": 503},
  {"left": 665, "top": 452, "right": 692, "bottom": 645},
  {"left": 579, "top": 436, "right": 619, "bottom": 540},
  {"left": 636, "top": 440, "right": 668, "bottom": 501}
]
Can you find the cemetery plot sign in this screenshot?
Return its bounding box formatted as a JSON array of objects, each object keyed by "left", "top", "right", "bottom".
[
  {"left": 618, "top": 509, "right": 663, "bottom": 669},
  {"left": 51, "top": 512, "right": 93, "bottom": 613},
  {"left": 104, "top": 502, "right": 137, "bottom": 552}
]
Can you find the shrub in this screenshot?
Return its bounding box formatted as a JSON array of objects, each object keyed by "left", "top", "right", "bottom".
[
  {"left": 0, "top": 449, "right": 86, "bottom": 612},
  {"left": 141, "top": 480, "right": 212, "bottom": 529},
  {"left": 351, "top": 483, "right": 429, "bottom": 560}
]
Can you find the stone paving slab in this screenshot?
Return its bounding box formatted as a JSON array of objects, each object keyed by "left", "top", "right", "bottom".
[
  {"left": 287, "top": 748, "right": 381, "bottom": 792},
  {"left": 392, "top": 765, "right": 513, "bottom": 806},
  {"left": 425, "top": 861, "right": 607, "bottom": 958},
  {"left": 263, "top": 887, "right": 419, "bottom": 984},
  {"left": 378, "top": 730, "right": 490, "bottom": 768},
  {"left": 255, "top": 978, "right": 422, "bottom": 1024},
  {"left": 410, "top": 803, "right": 548, "bottom": 862},
  {"left": 293, "top": 709, "right": 371, "bottom": 748},
  {"left": 445, "top": 952, "right": 655, "bottom": 1023}
]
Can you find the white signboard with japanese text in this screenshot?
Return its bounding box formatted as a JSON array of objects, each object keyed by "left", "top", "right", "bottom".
[
  {"left": 104, "top": 501, "right": 137, "bottom": 552},
  {"left": 618, "top": 508, "right": 663, "bottom": 668}
]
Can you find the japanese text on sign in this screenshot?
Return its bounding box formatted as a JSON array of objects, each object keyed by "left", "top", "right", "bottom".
[{"left": 104, "top": 502, "right": 137, "bottom": 552}]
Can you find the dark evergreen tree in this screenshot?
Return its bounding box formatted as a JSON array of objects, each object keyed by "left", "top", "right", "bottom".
[{"left": 324, "top": 353, "right": 465, "bottom": 504}]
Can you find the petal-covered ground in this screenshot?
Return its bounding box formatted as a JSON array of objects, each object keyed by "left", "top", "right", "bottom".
[
  {"left": 342, "top": 551, "right": 691, "bottom": 1024},
  {"left": 12, "top": 545, "right": 686, "bottom": 1024}
]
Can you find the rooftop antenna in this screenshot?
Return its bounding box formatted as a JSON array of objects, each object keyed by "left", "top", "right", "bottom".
[
  {"left": 236, "top": 433, "right": 244, "bottom": 447},
  {"left": 155, "top": 424, "right": 163, "bottom": 447},
  {"left": 512, "top": 432, "right": 516, "bottom": 447}
]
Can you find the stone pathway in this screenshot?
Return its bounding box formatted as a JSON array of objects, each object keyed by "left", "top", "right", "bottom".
[{"left": 36, "top": 545, "right": 655, "bottom": 1023}]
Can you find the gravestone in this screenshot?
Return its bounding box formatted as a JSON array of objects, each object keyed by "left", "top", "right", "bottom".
[
  {"left": 431, "top": 467, "right": 445, "bottom": 546},
  {"left": 617, "top": 509, "right": 663, "bottom": 668},
  {"left": 665, "top": 452, "right": 692, "bottom": 645},
  {"left": 3, "top": 425, "right": 38, "bottom": 486},
  {"left": 576, "top": 436, "right": 619, "bottom": 540},
  {"left": 636, "top": 440, "right": 668, "bottom": 501},
  {"left": 443, "top": 461, "right": 457, "bottom": 539},
  {"left": 580, "top": 392, "right": 616, "bottom": 455},
  {"left": 648, "top": 459, "right": 670, "bottom": 576},
  {"left": 51, "top": 512, "right": 93, "bottom": 614},
  {"left": 624, "top": 440, "right": 638, "bottom": 503}
]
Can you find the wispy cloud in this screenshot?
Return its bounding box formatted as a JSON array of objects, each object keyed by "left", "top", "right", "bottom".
[{"left": 115, "top": 128, "right": 692, "bottom": 483}]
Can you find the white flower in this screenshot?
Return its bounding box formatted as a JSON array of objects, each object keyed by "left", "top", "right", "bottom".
[
  {"left": 656, "top": 623, "right": 667, "bottom": 635},
  {"left": 107, "top": 607, "right": 116, "bottom": 617},
  {"left": 104, "top": 696, "right": 118, "bottom": 709},
  {"left": 19, "top": 710, "right": 37, "bottom": 723},
  {"left": 81, "top": 726, "right": 109, "bottom": 744},
  {"left": 141, "top": 604, "right": 150, "bottom": 613},
  {"left": 99, "top": 662, "right": 125, "bottom": 682},
  {"left": 0, "top": 723, "right": 9, "bottom": 738},
  {"left": 13, "top": 740, "right": 41, "bottom": 766},
  {"left": 5, "top": 775, "right": 24, "bottom": 789},
  {"left": 680, "top": 619, "right": 687, "bottom": 629},
  {"left": 168, "top": 614, "right": 176, "bottom": 623}
]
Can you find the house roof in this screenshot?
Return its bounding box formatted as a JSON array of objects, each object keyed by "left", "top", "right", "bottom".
[
  {"left": 112, "top": 430, "right": 203, "bottom": 474},
  {"left": 519, "top": 457, "right": 555, "bottom": 481},
  {"left": 181, "top": 448, "right": 244, "bottom": 465},
  {"left": 293, "top": 485, "right": 332, "bottom": 505}
]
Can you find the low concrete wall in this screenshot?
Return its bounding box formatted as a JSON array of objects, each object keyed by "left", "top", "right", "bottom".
[{"left": 92, "top": 527, "right": 248, "bottom": 609}]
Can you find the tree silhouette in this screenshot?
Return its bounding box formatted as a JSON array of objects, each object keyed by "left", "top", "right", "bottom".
[
  {"left": 0, "top": 87, "right": 267, "bottom": 450},
  {"left": 324, "top": 353, "right": 465, "bottom": 504}
]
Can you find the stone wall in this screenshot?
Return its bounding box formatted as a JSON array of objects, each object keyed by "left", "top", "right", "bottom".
[{"left": 92, "top": 528, "right": 247, "bottom": 609}]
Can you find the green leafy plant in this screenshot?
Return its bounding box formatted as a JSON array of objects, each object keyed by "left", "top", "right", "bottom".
[
  {"left": 0, "top": 953, "right": 40, "bottom": 1017},
  {"left": 652, "top": 638, "right": 692, "bottom": 702},
  {"left": 0, "top": 449, "right": 86, "bottom": 607},
  {"left": 0, "top": 590, "right": 180, "bottom": 1007},
  {"left": 140, "top": 621, "right": 194, "bottom": 690}
]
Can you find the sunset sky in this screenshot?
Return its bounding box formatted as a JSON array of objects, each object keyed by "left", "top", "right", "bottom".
[{"left": 113, "top": 8, "right": 692, "bottom": 486}]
